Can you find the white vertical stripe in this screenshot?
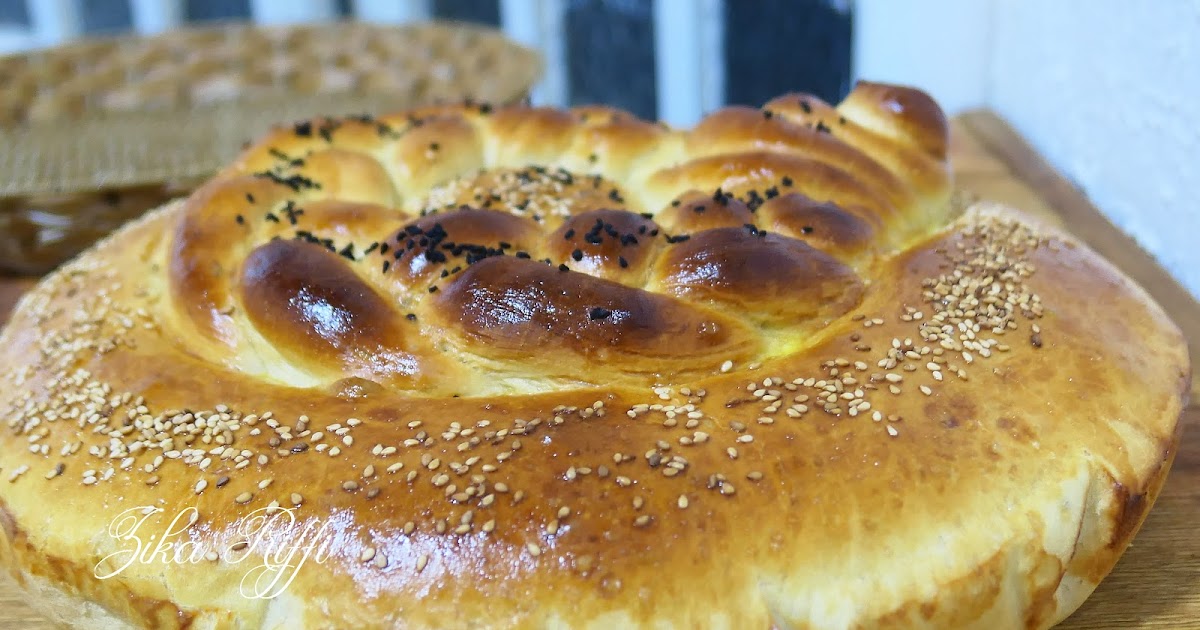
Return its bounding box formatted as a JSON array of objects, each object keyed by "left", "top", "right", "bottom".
[
  {"left": 350, "top": 0, "right": 433, "bottom": 23},
  {"left": 249, "top": 0, "right": 340, "bottom": 25},
  {"left": 697, "top": 0, "right": 725, "bottom": 119},
  {"left": 27, "top": 0, "right": 82, "bottom": 47},
  {"left": 130, "top": 0, "right": 185, "bottom": 35},
  {"left": 654, "top": 0, "right": 724, "bottom": 127},
  {"left": 500, "top": 0, "right": 567, "bottom": 107},
  {"left": 0, "top": 25, "right": 37, "bottom": 54}
]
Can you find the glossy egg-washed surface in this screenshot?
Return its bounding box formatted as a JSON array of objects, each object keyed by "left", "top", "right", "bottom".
[{"left": 0, "top": 82, "right": 1189, "bottom": 629}]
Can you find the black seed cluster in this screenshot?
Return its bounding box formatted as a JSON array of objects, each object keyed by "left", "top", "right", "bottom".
[
  {"left": 376, "top": 222, "right": 519, "bottom": 283},
  {"left": 253, "top": 171, "right": 322, "bottom": 192},
  {"left": 588, "top": 307, "right": 612, "bottom": 321}
]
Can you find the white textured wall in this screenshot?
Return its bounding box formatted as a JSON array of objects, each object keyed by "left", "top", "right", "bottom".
[
  {"left": 855, "top": 0, "right": 1200, "bottom": 298},
  {"left": 990, "top": 2, "right": 1200, "bottom": 297}
]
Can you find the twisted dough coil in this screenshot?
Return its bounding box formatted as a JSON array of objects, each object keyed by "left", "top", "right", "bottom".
[
  {"left": 0, "top": 82, "right": 1189, "bottom": 629},
  {"left": 172, "top": 82, "right": 950, "bottom": 396}
]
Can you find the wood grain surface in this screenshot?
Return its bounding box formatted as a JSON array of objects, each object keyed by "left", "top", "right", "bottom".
[{"left": 0, "top": 111, "right": 1196, "bottom": 628}]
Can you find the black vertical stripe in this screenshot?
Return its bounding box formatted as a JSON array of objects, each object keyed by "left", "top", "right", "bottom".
[
  {"left": 185, "top": 0, "right": 251, "bottom": 22},
  {"left": 82, "top": 0, "right": 132, "bottom": 33},
  {"left": 433, "top": 0, "right": 501, "bottom": 25},
  {"left": 0, "top": 0, "right": 28, "bottom": 27},
  {"left": 566, "top": 0, "right": 656, "bottom": 119},
  {"left": 723, "top": 0, "right": 853, "bottom": 107}
]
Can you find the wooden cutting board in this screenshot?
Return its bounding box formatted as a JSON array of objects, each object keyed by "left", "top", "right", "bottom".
[{"left": 0, "top": 111, "right": 1197, "bottom": 628}]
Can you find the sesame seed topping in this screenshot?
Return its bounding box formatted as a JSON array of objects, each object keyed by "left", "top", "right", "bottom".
[{"left": 0, "top": 108, "right": 1057, "bottom": 576}]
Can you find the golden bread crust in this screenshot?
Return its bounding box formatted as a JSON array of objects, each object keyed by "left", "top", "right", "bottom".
[{"left": 0, "top": 81, "right": 1188, "bottom": 629}]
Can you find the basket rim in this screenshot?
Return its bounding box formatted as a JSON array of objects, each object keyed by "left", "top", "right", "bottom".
[
  {"left": 0, "top": 19, "right": 540, "bottom": 66},
  {"left": 0, "top": 20, "right": 543, "bottom": 199}
]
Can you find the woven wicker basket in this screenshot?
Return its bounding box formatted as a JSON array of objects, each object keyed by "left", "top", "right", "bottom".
[{"left": 0, "top": 20, "right": 542, "bottom": 274}]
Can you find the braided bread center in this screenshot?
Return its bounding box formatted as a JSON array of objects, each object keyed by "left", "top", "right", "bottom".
[{"left": 167, "top": 85, "right": 951, "bottom": 397}]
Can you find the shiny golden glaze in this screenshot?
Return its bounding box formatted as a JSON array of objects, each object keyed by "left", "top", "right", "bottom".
[{"left": 0, "top": 82, "right": 1188, "bottom": 629}]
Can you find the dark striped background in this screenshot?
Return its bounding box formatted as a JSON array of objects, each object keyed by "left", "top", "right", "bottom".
[{"left": 0, "top": 0, "right": 854, "bottom": 120}]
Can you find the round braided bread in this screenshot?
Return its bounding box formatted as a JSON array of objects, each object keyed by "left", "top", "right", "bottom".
[{"left": 0, "top": 81, "right": 1188, "bottom": 629}]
